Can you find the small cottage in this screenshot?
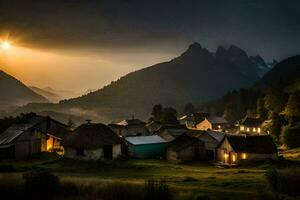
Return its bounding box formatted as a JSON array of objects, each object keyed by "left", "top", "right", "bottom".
[
  {"left": 166, "top": 134, "right": 205, "bottom": 163},
  {"left": 125, "top": 135, "right": 167, "bottom": 158},
  {"left": 154, "top": 124, "right": 187, "bottom": 142},
  {"left": 216, "top": 135, "right": 278, "bottom": 164},
  {"left": 109, "top": 119, "right": 149, "bottom": 137},
  {"left": 196, "top": 116, "right": 229, "bottom": 131},
  {"left": 63, "top": 123, "right": 122, "bottom": 160},
  {"left": 0, "top": 114, "right": 69, "bottom": 159},
  {"left": 197, "top": 131, "right": 225, "bottom": 159},
  {"left": 239, "top": 117, "right": 264, "bottom": 135}
]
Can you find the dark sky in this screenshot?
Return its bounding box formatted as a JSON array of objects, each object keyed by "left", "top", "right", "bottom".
[{"left": 1, "top": 0, "right": 300, "bottom": 60}]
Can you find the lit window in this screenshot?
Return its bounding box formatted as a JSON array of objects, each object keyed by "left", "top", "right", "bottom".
[
  {"left": 232, "top": 154, "right": 236, "bottom": 162},
  {"left": 240, "top": 126, "right": 244, "bottom": 131},
  {"left": 224, "top": 153, "right": 229, "bottom": 158},
  {"left": 218, "top": 125, "right": 221, "bottom": 129},
  {"left": 257, "top": 128, "right": 261, "bottom": 133},
  {"left": 246, "top": 128, "right": 250, "bottom": 132},
  {"left": 253, "top": 128, "right": 256, "bottom": 132},
  {"left": 241, "top": 153, "right": 247, "bottom": 159}
]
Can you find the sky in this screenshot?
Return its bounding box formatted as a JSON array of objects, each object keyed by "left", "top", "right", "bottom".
[{"left": 0, "top": 0, "right": 299, "bottom": 97}]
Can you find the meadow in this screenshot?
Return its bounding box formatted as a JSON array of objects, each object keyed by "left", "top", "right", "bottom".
[{"left": 0, "top": 153, "right": 279, "bottom": 200}]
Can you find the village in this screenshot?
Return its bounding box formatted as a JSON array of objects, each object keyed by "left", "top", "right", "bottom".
[{"left": 0, "top": 112, "right": 278, "bottom": 165}]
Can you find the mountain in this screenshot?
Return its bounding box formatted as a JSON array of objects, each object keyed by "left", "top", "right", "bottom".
[
  {"left": 16, "top": 43, "right": 269, "bottom": 122},
  {"left": 0, "top": 70, "right": 48, "bottom": 109},
  {"left": 29, "top": 86, "right": 62, "bottom": 103},
  {"left": 200, "top": 55, "right": 300, "bottom": 122}
]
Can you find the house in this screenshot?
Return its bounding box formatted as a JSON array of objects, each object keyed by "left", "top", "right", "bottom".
[
  {"left": 154, "top": 124, "right": 187, "bottom": 142},
  {"left": 216, "top": 135, "right": 278, "bottom": 164},
  {"left": 109, "top": 119, "right": 149, "bottom": 137},
  {"left": 196, "top": 131, "right": 225, "bottom": 159},
  {"left": 166, "top": 134, "right": 205, "bottom": 163},
  {"left": 179, "top": 112, "right": 210, "bottom": 128},
  {"left": 195, "top": 116, "right": 229, "bottom": 131},
  {"left": 125, "top": 135, "right": 167, "bottom": 158},
  {"left": 63, "top": 123, "right": 122, "bottom": 160},
  {"left": 0, "top": 114, "right": 69, "bottom": 159},
  {"left": 239, "top": 117, "right": 264, "bottom": 135}
]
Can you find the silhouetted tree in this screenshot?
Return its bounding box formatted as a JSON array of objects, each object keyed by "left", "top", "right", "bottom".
[
  {"left": 257, "top": 98, "right": 268, "bottom": 119},
  {"left": 162, "top": 107, "right": 179, "bottom": 125},
  {"left": 151, "top": 104, "right": 163, "bottom": 121},
  {"left": 284, "top": 91, "right": 300, "bottom": 125}
]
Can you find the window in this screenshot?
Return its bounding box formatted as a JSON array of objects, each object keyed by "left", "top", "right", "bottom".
[
  {"left": 253, "top": 128, "right": 256, "bottom": 132},
  {"left": 232, "top": 154, "right": 236, "bottom": 162},
  {"left": 240, "top": 126, "right": 245, "bottom": 131},
  {"left": 241, "top": 153, "right": 247, "bottom": 159},
  {"left": 257, "top": 128, "right": 261, "bottom": 133},
  {"left": 218, "top": 125, "right": 221, "bottom": 129},
  {"left": 76, "top": 148, "right": 84, "bottom": 156},
  {"left": 246, "top": 128, "right": 250, "bottom": 132}
]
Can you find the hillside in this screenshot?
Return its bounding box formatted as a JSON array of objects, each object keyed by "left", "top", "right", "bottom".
[
  {"left": 30, "top": 86, "right": 62, "bottom": 103},
  {"left": 201, "top": 55, "right": 300, "bottom": 122},
  {"left": 16, "top": 43, "right": 269, "bottom": 122},
  {"left": 0, "top": 70, "right": 48, "bottom": 109}
]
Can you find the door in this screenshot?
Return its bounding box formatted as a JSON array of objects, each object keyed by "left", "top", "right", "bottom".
[{"left": 103, "top": 145, "right": 113, "bottom": 160}]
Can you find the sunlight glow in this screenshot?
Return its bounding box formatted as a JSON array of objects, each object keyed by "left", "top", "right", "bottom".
[{"left": 1, "top": 41, "right": 10, "bottom": 49}]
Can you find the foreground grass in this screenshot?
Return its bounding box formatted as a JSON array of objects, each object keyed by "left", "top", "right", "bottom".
[{"left": 0, "top": 153, "right": 271, "bottom": 199}]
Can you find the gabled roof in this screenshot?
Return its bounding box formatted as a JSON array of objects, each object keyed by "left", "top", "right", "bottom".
[
  {"left": 125, "top": 135, "right": 166, "bottom": 145},
  {"left": 196, "top": 131, "right": 225, "bottom": 143},
  {"left": 63, "top": 123, "right": 122, "bottom": 149},
  {"left": 240, "top": 117, "right": 264, "bottom": 127},
  {"left": 109, "top": 119, "right": 145, "bottom": 127},
  {"left": 0, "top": 115, "right": 45, "bottom": 145},
  {"left": 168, "top": 134, "right": 201, "bottom": 152},
  {"left": 153, "top": 124, "right": 187, "bottom": 135},
  {"left": 218, "top": 135, "right": 277, "bottom": 154}
]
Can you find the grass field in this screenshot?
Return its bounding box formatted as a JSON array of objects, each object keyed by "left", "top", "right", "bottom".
[{"left": 0, "top": 153, "right": 274, "bottom": 200}]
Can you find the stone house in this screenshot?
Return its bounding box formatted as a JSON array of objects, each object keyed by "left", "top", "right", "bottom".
[
  {"left": 109, "top": 119, "right": 149, "bottom": 137},
  {"left": 166, "top": 134, "right": 205, "bottom": 163},
  {"left": 216, "top": 135, "right": 278, "bottom": 164},
  {"left": 63, "top": 123, "right": 122, "bottom": 160}
]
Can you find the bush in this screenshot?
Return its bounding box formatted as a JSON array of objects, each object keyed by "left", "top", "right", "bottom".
[
  {"left": 266, "top": 167, "right": 300, "bottom": 196},
  {"left": 23, "top": 171, "right": 60, "bottom": 198},
  {"left": 281, "top": 124, "right": 300, "bottom": 148},
  {"left": 145, "top": 179, "right": 172, "bottom": 200}
]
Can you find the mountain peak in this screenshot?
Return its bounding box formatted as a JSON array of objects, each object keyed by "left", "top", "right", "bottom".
[{"left": 181, "top": 42, "right": 204, "bottom": 57}]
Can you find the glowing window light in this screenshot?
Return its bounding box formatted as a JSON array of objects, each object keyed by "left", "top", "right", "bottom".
[
  {"left": 253, "top": 128, "right": 256, "bottom": 132},
  {"left": 218, "top": 125, "right": 221, "bottom": 129},
  {"left": 232, "top": 154, "right": 236, "bottom": 162},
  {"left": 246, "top": 128, "right": 250, "bottom": 132},
  {"left": 240, "top": 126, "right": 245, "bottom": 131},
  {"left": 242, "top": 153, "right": 247, "bottom": 159},
  {"left": 257, "top": 128, "right": 261, "bottom": 133}
]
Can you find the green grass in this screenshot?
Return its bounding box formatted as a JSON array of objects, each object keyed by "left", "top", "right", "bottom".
[{"left": 0, "top": 153, "right": 271, "bottom": 199}]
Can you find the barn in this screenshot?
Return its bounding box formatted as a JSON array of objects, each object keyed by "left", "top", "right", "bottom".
[
  {"left": 125, "top": 135, "right": 167, "bottom": 158},
  {"left": 166, "top": 134, "right": 205, "bottom": 163},
  {"left": 216, "top": 135, "right": 278, "bottom": 165},
  {"left": 63, "top": 123, "right": 122, "bottom": 160},
  {"left": 0, "top": 114, "right": 69, "bottom": 159}
]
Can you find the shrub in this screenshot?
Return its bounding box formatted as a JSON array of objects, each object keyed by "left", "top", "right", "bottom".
[
  {"left": 281, "top": 124, "right": 300, "bottom": 148},
  {"left": 145, "top": 179, "right": 172, "bottom": 200},
  {"left": 266, "top": 167, "right": 300, "bottom": 196},
  {"left": 23, "top": 171, "right": 60, "bottom": 198}
]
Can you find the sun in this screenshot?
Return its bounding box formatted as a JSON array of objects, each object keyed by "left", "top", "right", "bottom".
[{"left": 1, "top": 41, "right": 11, "bottom": 49}]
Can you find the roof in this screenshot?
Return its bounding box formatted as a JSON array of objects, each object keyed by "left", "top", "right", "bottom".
[
  {"left": 241, "top": 117, "right": 264, "bottom": 127},
  {"left": 146, "top": 121, "right": 163, "bottom": 133},
  {"left": 207, "top": 116, "right": 228, "bottom": 124},
  {"left": 63, "top": 123, "right": 122, "bottom": 149},
  {"left": 125, "top": 135, "right": 166, "bottom": 145},
  {"left": 168, "top": 134, "right": 201, "bottom": 152},
  {"left": 0, "top": 115, "right": 45, "bottom": 145},
  {"left": 153, "top": 124, "right": 187, "bottom": 135},
  {"left": 219, "top": 135, "right": 277, "bottom": 154},
  {"left": 109, "top": 119, "right": 145, "bottom": 127},
  {"left": 196, "top": 131, "right": 225, "bottom": 143}
]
